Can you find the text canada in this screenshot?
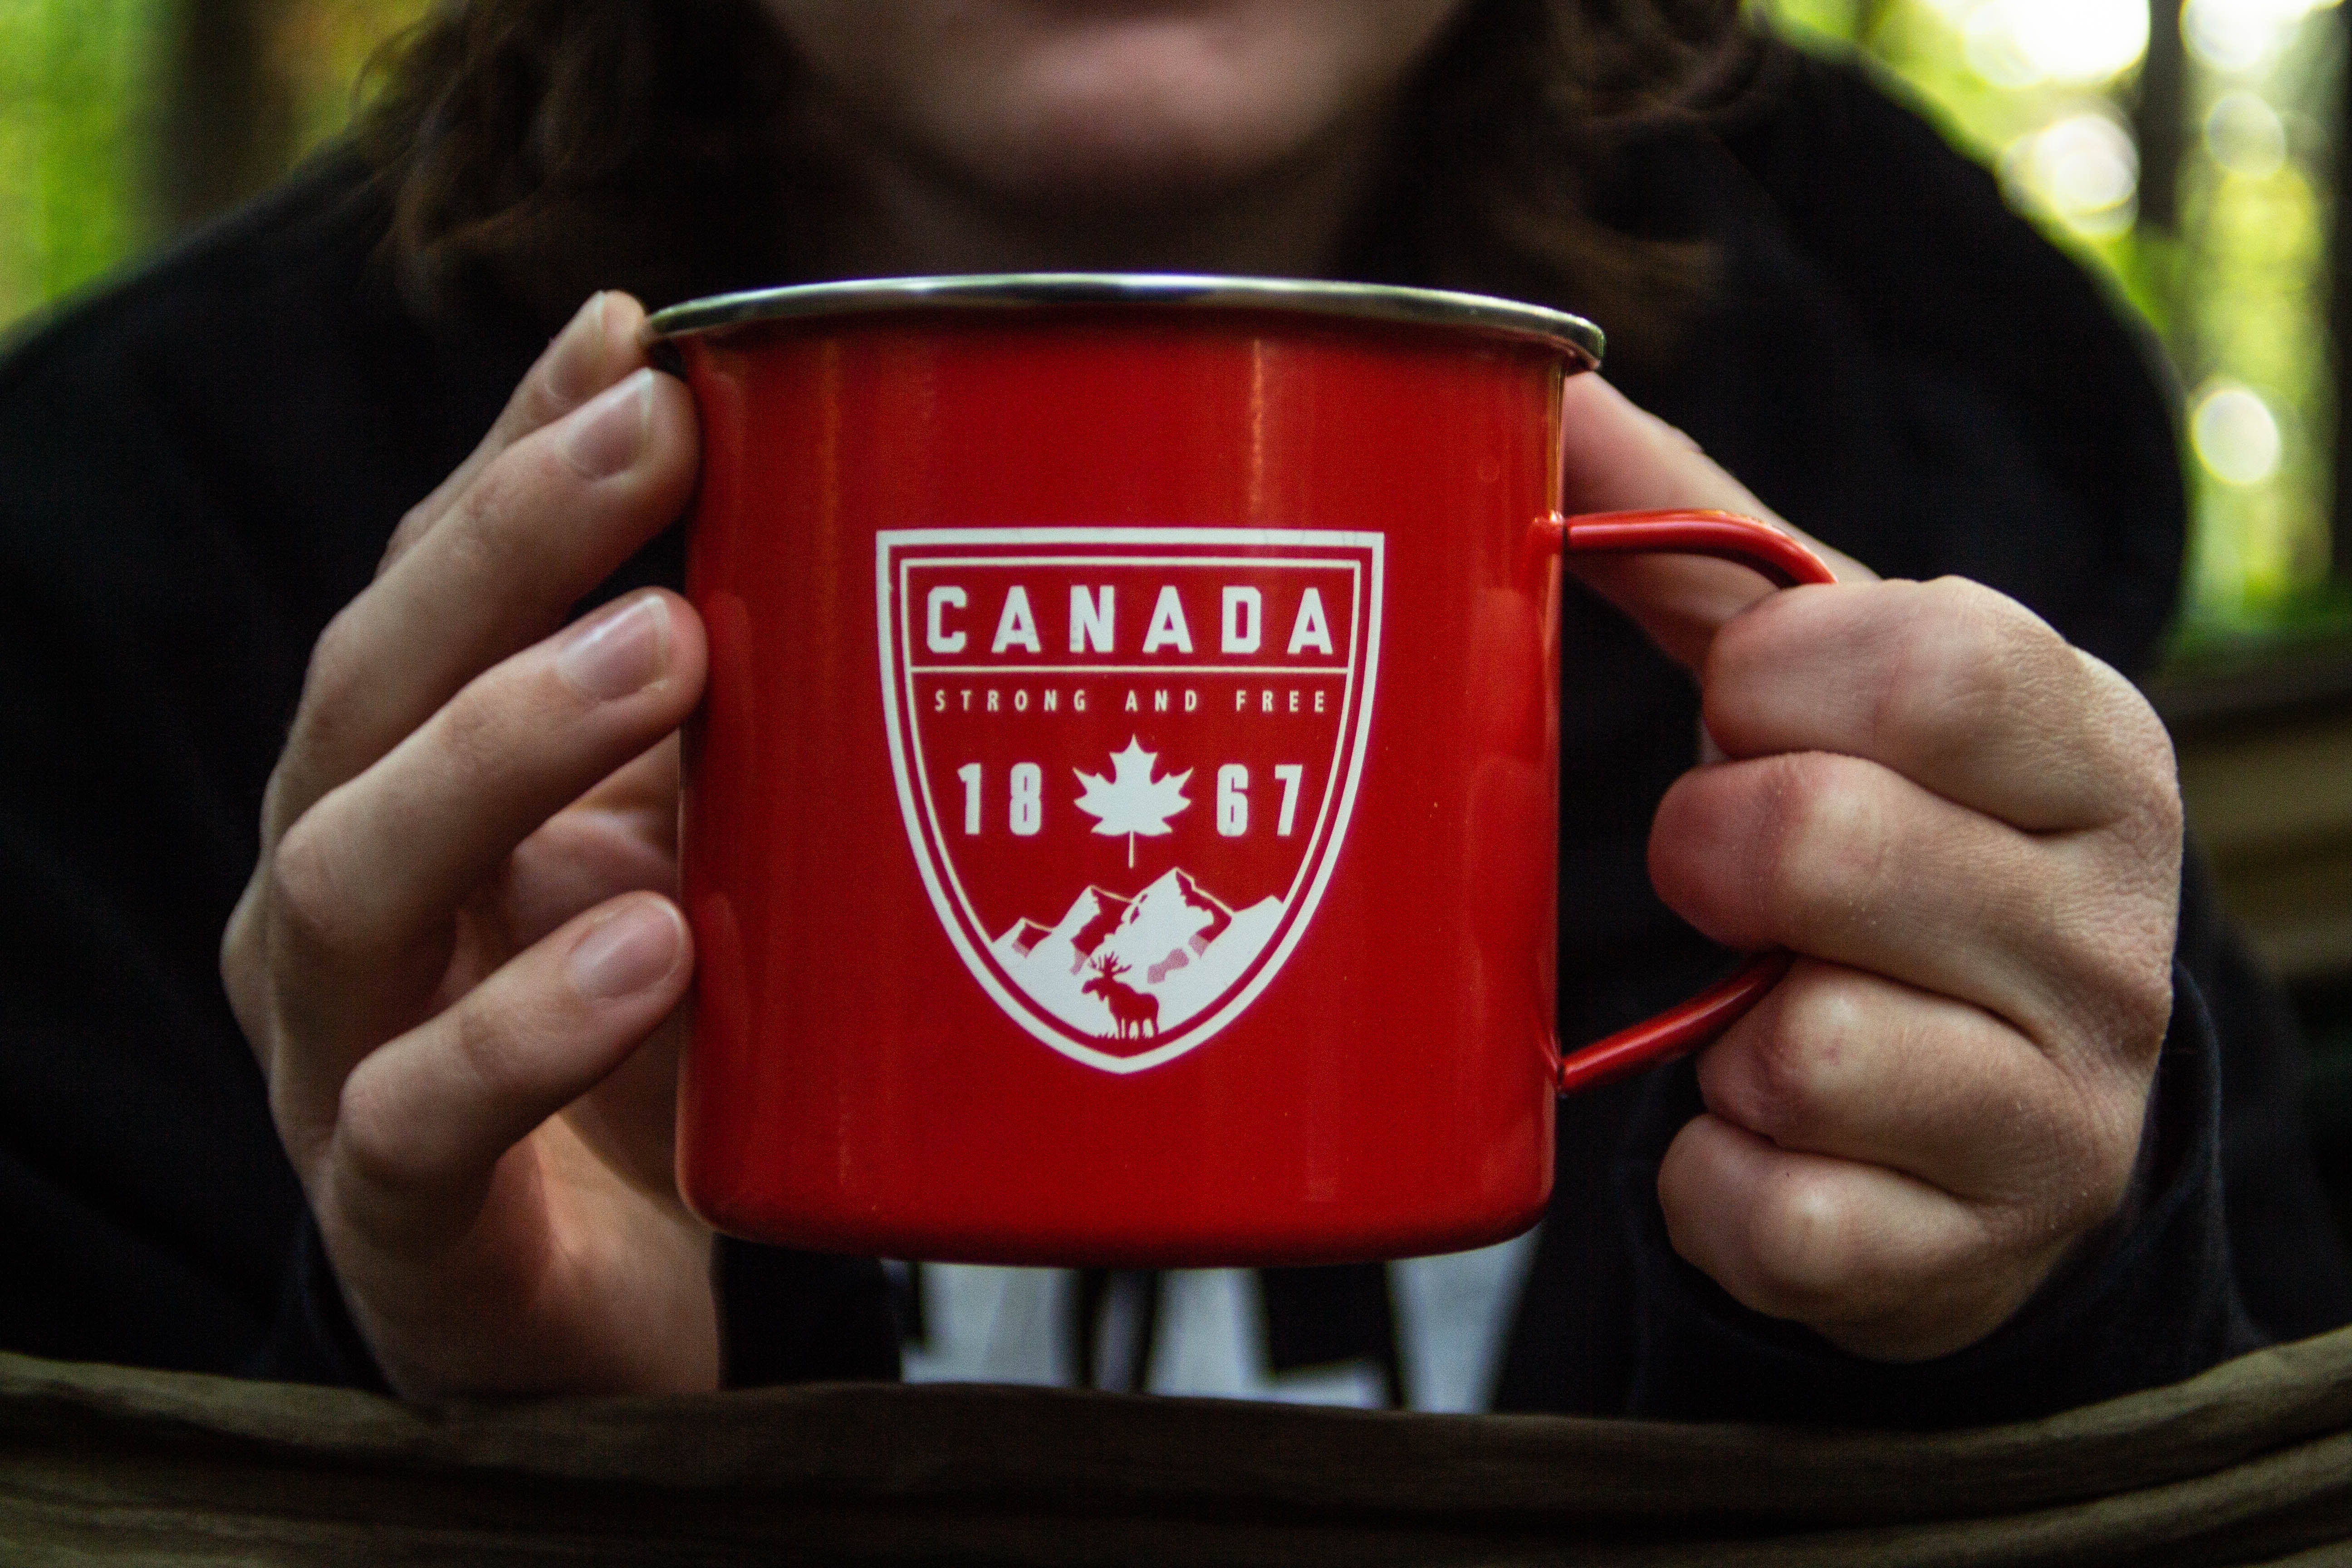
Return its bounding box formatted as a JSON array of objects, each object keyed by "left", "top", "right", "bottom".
[{"left": 921, "top": 582, "right": 1338, "bottom": 659}]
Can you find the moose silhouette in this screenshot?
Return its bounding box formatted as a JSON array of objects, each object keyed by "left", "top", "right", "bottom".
[{"left": 1083, "top": 953, "right": 1160, "bottom": 1041}]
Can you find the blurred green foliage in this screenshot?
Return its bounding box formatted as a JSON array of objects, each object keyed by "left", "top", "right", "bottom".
[
  {"left": 273, "top": 0, "right": 436, "bottom": 150},
  {"left": 0, "top": 0, "right": 165, "bottom": 324},
  {"left": 1758, "top": 0, "right": 2351, "bottom": 648},
  {"left": 2, "top": 0, "right": 2347, "bottom": 647},
  {"left": 0, "top": 0, "right": 427, "bottom": 330}
]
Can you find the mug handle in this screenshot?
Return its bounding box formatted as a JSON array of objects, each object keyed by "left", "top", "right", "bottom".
[{"left": 1532, "top": 506, "right": 1839, "bottom": 1095}]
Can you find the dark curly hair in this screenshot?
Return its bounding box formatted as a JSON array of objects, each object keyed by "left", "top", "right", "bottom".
[{"left": 360, "top": 0, "right": 1760, "bottom": 360}]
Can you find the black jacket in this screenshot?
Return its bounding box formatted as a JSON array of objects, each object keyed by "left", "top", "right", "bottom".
[{"left": 1, "top": 47, "right": 2341, "bottom": 1421}]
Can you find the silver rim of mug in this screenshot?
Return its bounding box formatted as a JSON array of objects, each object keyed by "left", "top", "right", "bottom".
[{"left": 644, "top": 273, "right": 1604, "bottom": 369}]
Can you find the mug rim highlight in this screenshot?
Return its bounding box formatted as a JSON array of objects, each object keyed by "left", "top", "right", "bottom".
[{"left": 644, "top": 272, "right": 1606, "bottom": 369}]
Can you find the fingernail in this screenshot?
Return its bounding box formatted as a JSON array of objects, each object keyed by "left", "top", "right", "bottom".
[
  {"left": 559, "top": 368, "right": 653, "bottom": 479},
  {"left": 545, "top": 292, "right": 615, "bottom": 405},
  {"left": 558, "top": 593, "right": 670, "bottom": 700},
  {"left": 568, "top": 902, "right": 683, "bottom": 1002}
]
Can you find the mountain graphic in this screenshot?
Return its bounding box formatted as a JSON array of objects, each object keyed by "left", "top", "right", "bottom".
[
  {"left": 998, "top": 919, "right": 1053, "bottom": 961},
  {"left": 989, "top": 869, "right": 1284, "bottom": 1050},
  {"left": 1066, "top": 889, "right": 1135, "bottom": 967}
]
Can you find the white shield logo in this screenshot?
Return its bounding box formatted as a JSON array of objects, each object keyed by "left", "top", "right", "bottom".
[{"left": 877, "top": 528, "right": 1384, "bottom": 1073}]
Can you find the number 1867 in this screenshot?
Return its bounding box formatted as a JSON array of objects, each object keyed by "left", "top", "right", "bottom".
[{"left": 954, "top": 763, "right": 1306, "bottom": 838}]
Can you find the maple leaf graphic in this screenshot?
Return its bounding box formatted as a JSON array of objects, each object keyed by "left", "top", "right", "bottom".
[{"left": 1073, "top": 738, "right": 1192, "bottom": 868}]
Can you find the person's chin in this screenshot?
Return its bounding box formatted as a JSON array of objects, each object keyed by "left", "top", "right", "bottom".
[{"left": 949, "top": 105, "right": 1320, "bottom": 212}]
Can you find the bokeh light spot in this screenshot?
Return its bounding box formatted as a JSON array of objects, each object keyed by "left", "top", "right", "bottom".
[
  {"left": 1961, "top": 0, "right": 2150, "bottom": 87},
  {"left": 2191, "top": 383, "right": 2285, "bottom": 485},
  {"left": 2004, "top": 113, "right": 2140, "bottom": 234},
  {"left": 2183, "top": 0, "right": 2330, "bottom": 74},
  {"left": 2204, "top": 92, "right": 2289, "bottom": 177}
]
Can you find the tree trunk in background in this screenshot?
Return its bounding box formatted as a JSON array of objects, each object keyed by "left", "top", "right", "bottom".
[
  {"left": 2133, "top": 0, "right": 2185, "bottom": 235},
  {"left": 148, "top": 0, "right": 296, "bottom": 235}
]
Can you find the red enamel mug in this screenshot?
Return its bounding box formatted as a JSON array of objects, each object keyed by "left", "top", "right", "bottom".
[{"left": 650, "top": 275, "right": 1832, "bottom": 1266}]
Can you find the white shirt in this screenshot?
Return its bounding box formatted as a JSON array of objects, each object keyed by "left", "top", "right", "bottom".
[{"left": 893, "top": 1230, "right": 1540, "bottom": 1411}]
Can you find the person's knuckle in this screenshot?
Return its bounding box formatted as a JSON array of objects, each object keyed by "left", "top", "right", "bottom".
[
  {"left": 219, "top": 887, "right": 273, "bottom": 1046},
  {"left": 2017, "top": 1079, "right": 2141, "bottom": 1244},
  {"left": 432, "top": 686, "right": 499, "bottom": 779},
  {"left": 334, "top": 1064, "right": 428, "bottom": 1195},
  {"left": 266, "top": 814, "right": 358, "bottom": 958},
  {"left": 2105, "top": 941, "right": 2176, "bottom": 1046},
  {"left": 220, "top": 885, "right": 260, "bottom": 987},
  {"left": 2048, "top": 877, "right": 2176, "bottom": 1059},
  {"left": 443, "top": 985, "right": 546, "bottom": 1107},
  {"left": 440, "top": 453, "right": 545, "bottom": 583},
  {"left": 1740, "top": 982, "right": 1866, "bottom": 1133},
  {"left": 1873, "top": 579, "right": 2044, "bottom": 763},
  {"left": 1750, "top": 755, "right": 1886, "bottom": 941},
  {"left": 295, "top": 604, "right": 371, "bottom": 746},
  {"left": 382, "top": 499, "right": 436, "bottom": 565},
  {"left": 1745, "top": 1170, "right": 1862, "bottom": 1318},
  {"left": 430, "top": 671, "right": 532, "bottom": 791},
  {"left": 2108, "top": 764, "right": 2185, "bottom": 871},
  {"left": 2106, "top": 686, "right": 2185, "bottom": 838},
  {"left": 2147, "top": 760, "right": 2185, "bottom": 844}
]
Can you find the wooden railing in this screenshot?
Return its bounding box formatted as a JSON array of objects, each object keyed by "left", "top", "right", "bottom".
[{"left": 2155, "top": 642, "right": 2352, "bottom": 985}]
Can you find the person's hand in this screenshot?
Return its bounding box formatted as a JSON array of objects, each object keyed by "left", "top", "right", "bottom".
[
  {"left": 220, "top": 294, "right": 719, "bottom": 1397},
  {"left": 1562, "top": 375, "right": 2181, "bottom": 1361}
]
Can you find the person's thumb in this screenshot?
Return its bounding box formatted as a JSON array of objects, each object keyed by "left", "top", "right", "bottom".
[{"left": 1558, "top": 374, "right": 1872, "bottom": 672}]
